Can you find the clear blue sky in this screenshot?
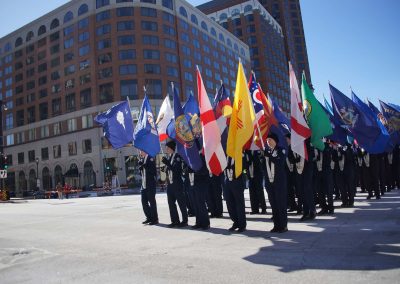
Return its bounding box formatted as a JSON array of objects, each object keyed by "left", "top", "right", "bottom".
[{"left": 1, "top": 0, "right": 399, "bottom": 106}]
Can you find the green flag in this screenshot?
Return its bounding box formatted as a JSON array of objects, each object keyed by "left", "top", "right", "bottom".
[{"left": 301, "top": 73, "right": 333, "bottom": 150}]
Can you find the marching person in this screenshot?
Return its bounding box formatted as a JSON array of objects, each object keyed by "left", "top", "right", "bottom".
[
  {"left": 207, "top": 173, "right": 224, "bottom": 218},
  {"left": 162, "top": 141, "right": 188, "bottom": 228},
  {"left": 341, "top": 143, "right": 356, "bottom": 207},
  {"left": 264, "top": 133, "right": 288, "bottom": 233},
  {"left": 300, "top": 139, "right": 315, "bottom": 221},
  {"left": 286, "top": 135, "right": 298, "bottom": 212},
  {"left": 56, "top": 182, "right": 63, "bottom": 200},
  {"left": 138, "top": 150, "right": 159, "bottom": 225},
  {"left": 318, "top": 140, "right": 334, "bottom": 215},
  {"left": 245, "top": 150, "right": 267, "bottom": 215},
  {"left": 224, "top": 156, "right": 247, "bottom": 232}
]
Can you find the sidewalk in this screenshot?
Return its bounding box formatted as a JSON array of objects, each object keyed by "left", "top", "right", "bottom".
[{"left": 0, "top": 189, "right": 399, "bottom": 283}]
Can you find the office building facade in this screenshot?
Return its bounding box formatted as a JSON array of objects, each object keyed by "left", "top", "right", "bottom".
[{"left": 0, "top": 0, "right": 250, "bottom": 197}]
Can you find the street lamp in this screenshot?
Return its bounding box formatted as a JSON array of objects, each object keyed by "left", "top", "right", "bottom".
[{"left": 35, "top": 157, "right": 39, "bottom": 191}]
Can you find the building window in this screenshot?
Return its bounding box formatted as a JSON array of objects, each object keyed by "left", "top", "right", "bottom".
[
  {"left": 165, "top": 52, "right": 177, "bottom": 63},
  {"left": 141, "top": 7, "right": 157, "bottom": 17},
  {"left": 80, "top": 89, "right": 92, "bottom": 108},
  {"left": 64, "top": 25, "right": 74, "bottom": 36},
  {"left": 163, "top": 11, "right": 174, "bottom": 23},
  {"left": 64, "top": 11, "right": 73, "bottom": 23},
  {"left": 39, "top": 103, "right": 48, "bottom": 120},
  {"left": 98, "top": 67, "right": 113, "bottom": 79},
  {"left": 117, "top": 7, "right": 134, "bottom": 17},
  {"left": 66, "top": 93, "right": 76, "bottom": 112},
  {"left": 79, "top": 32, "right": 89, "bottom": 42},
  {"left": 53, "top": 145, "right": 61, "bottom": 159},
  {"left": 6, "top": 135, "right": 14, "bottom": 146},
  {"left": 38, "top": 76, "right": 47, "bottom": 86},
  {"left": 80, "top": 73, "right": 91, "bottom": 85},
  {"left": 120, "top": 80, "right": 137, "bottom": 99},
  {"left": 141, "top": 21, "right": 158, "bottom": 31},
  {"left": 82, "top": 114, "right": 93, "bottom": 128},
  {"left": 119, "top": 49, "right": 136, "bottom": 60},
  {"left": 28, "top": 151, "right": 36, "bottom": 163},
  {"left": 119, "top": 64, "right": 137, "bottom": 75},
  {"left": 97, "top": 38, "right": 111, "bottom": 50},
  {"left": 96, "top": 10, "right": 110, "bottom": 22},
  {"left": 143, "top": 49, "right": 159, "bottom": 59},
  {"left": 64, "top": 52, "right": 74, "bottom": 62},
  {"left": 162, "top": 0, "right": 173, "bottom": 10},
  {"left": 167, "top": 66, "right": 178, "bottom": 77},
  {"left": 27, "top": 106, "right": 35, "bottom": 123},
  {"left": 144, "top": 64, "right": 160, "bottom": 74},
  {"left": 164, "top": 39, "right": 176, "bottom": 49},
  {"left": 51, "top": 57, "right": 60, "bottom": 68},
  {"left": 5, "top": 113, "right": 13, "bottom": 130},
  {"left": 52, "top": 99, "right": 62, "bottom": 116},
  {"left": 78, "top": 4, "right": 88, "bottom": 15},
  {"left": 184, "top": 72, "right": 193, "bottom": 82},
  {"left": 18, "top": 152, "right": 24, "bottom": 164},
  {"left": 117, "top": 21, "right": 134, "bottom": 31},
  {"left": 68, "top": 142, "right": 77, "bottom": 156},
  {"left": 145, "top": 79, "right": 162, "bottom": 99},
  {"left": 67, "top": 118, "right": 77, "bottom": 132},
  {"left": 96, "top": 24, "right": 111, "bottom": 36},
  {"left": 80, "top": 59, "right": 90, "bottom": 70},
  {"left": 118, "top": 35, "right": 135, "bottom": 45},
  {"left": 53, "top": 122, "right": 61, "bottom": 136},
  {"left": 96, "top": 0, "right": 110, "bottom": 9},
  {"left": 78, "top": 18, "right": 89, "bottom": 29},
  {"left": 79, "top": 45, "right": 90, "bottom": 56},
  {"left": 99, "top": 83, "right": 113, "bottom": 104},
  {"left": 82, "top": 139, "right": 92, "bottom": 154},
  {"left": 41, "top": 125, "right": 49, "bottom": 138},
  {"left": 98, "top": 53, "right": 112, "bottom": 64},
  {"left": 64, "top": 64, "right": 76, "bottom": 76},
  {"left": 179, "top": 7, "right": 187, "bottom": 18},
  {"left": 28, "top": 129, "right": 36, "bottom": 141},
  {"left": 41, "top": 147, "right": 49, "bottom": 161}
]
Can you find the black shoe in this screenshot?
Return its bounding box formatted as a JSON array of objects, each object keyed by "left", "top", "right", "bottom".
[
  {"left": 209, "top": 214, "right": 216, "bottom": 218},
  {"left": 148, "top": 220, "right": 159, "bottom": 225},
  {"left": 309, "top": 212, "right": 316, "bottom": 220},
  {"left": 228, "top": 225, "right": 239, "bottom": 231},
  {"left": 340, "top": 203, "right": 348, "bottom": 208},
  {"left": 215, "top": 215, "right": 223, "bottom": 218},
  {"left": 296, "top": 210, "right": 303, "bottom": 215},
  {"left": 167, "top": 222, "right": 179, "bottom": 228},
  {"left": 249, "top": 211, "right": 259, "bottom": 215},
  {"left": 366, "top": 195, "right": 372, "bottom": 200},
  {"left": 201, "top": 225, "right": 210, "bottom": 230},
  {"left": 142, "top": 219, "right": 151, "bottom": 224},
  {"left": 376, "top": 195, "right": 381, "bottom": 199},
  {"left": 300, "top": 215, "right": 309, "bottom": 221},
  {"left": 328, "top": 209, "right": 335, "bottom": 214},
  {"left": 288, "top": 207, "right": 297, "bottom": 212},
  {"left": 317, "top": 209, "right": 328, "bottom": 215},
  {"left": 270, "top": 227, "right": 279, "bottom": 233},
  {"left": 261, "top": 210, "right": 267, "bottom": 214},
  {"left": 191, "top": 224, "right": 201, "bottom": 229},
  {"left": 278, "top": 227, "right": 288, "bottom": 233},
  {"left": 188, "top": 213, "right": 195, "bottom": 217},
  {"left": 178, "top": 221, "right": 188, "bottom": 227},
  {"left": 237, "top": 227, "right": 246, "bottom": 232}
]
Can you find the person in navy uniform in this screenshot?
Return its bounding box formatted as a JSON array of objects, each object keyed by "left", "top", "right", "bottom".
[
  {"left": 162, "top": 141, "right": 188, "bottom": 228},
  {"left": 318, "top": 140, "right": 335, "bottom": 215},
  {"left": 285, "top": 135, "right": 298, "bottom": 212},
  {"left": 245, "top": 150, "right": 267, "bottom": 215},
  {"left": 138, "top": 150, "right": 158, "bottom": 225},
  {"left": 341, "top": 143, "right": 356, "bottom": 207},
  {"left": 190, "top": 154, "right": 211, "bottom": 230},
  {"left": 207, "top": 173, "right": 224, "bottom": 218},
  {"left": 224, "top": 156, "right": 247, "bottom": 232},
  {"left": 264, "top": 133, "right": 288, "bottom": 233},
  {"left": 300, "top": 139, "right": 315, "bottom": 221}
]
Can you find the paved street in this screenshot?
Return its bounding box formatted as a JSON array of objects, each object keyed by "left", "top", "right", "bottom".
[{"left": 0, "top": 189, "right": 399, "bottom": 283}]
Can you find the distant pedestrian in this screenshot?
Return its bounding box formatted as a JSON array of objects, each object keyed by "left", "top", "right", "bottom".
[{"left": 56, "top": 182, "right": 63, "bottom": 200}]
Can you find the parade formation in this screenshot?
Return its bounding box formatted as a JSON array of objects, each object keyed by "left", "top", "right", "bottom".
[{"left": 96, "top": 60, "right": 400, "bottom": 234}]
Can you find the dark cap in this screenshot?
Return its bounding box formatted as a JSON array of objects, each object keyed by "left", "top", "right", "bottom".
[
  {"left": 267, "top": 132, "right": 279, "bottom": 143},
  {"left": 165, "top": 140, "right": 176, "bottom": 151}
]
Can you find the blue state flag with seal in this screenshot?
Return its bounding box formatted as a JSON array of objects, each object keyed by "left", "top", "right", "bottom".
[
  {"left": 94, "top": 101, "right": 134, "bottom": 149},
  {"left": 133, "top": 95, "right": 160, "bottom": 157},
  {"left": 379, "top": 100, "right": 400, "bottom": 146},
  {"left": 173, "top": 87, "right": 202, "bottom": 171}
]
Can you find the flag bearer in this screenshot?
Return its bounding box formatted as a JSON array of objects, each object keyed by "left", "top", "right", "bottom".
[
  {"left": 207, "top": 173, "right": 224, "bottom": 218},
  {"left": 245, "top": 150, "right": 267, "bottom": 215},
  {"left": 139, "top": 150, "right": 158, "bottom": 225}
]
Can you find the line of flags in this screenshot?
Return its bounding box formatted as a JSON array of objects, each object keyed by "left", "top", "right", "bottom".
[{"left": 94, "top": 59, "right": 400, "bottom": 175}]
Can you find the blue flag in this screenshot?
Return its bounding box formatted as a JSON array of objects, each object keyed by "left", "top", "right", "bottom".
[
  {"left": 389, "top": 103, "right": 400, "bottom": 112},
  {"left": 183, "top": 93, "right": 202, "bottom": 142},
  {"left": 94, "top": 101, "right": 134, "bottom": 149},
  {"left": 323, "top": 95, "right": 334, "bottom": 115},
  {"left": 330, "top": 83, "right": 382, "bottom": 152},
  {"left": 173, "top": 87, "right": 202, "bottom": 171},
  {"left": 380, "top": 100, "right": 400, "bottom": 145},
  {"left": 133, "top": 95, "right": 160, "bottom": 157},
  {"left": 352, "top": 91, "right": 390, "bottom": 153},
  {"left": 318, "top": 100, "right": 348, "bottom": 145},
  {"left": 269, "top": 96, "right": 289, "bottom": 150}
]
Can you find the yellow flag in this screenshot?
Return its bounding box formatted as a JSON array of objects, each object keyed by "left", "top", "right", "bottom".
[{"left": 227, "top": 60, "right": 256, "bottom": 177}]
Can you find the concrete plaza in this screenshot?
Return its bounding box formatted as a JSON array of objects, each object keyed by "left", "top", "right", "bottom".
[{"left": 0, "top": 189, "right": 399, "bottom": 283}]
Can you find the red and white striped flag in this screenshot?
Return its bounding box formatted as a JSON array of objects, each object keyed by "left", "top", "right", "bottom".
[
  {"left": 289, "top": 62, "right": 311, "bottom": 160},
  {"left": 197, "top": 67, "right": 227, "bottom": 175},
  {"left": 156, "top": 96, "right": 173, "bottom": 141}
]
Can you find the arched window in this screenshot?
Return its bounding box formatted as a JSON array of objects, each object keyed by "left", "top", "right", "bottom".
[
  {"left": 64, "top": 11, "right": 73, "bottom": 23},
  {"left": 38, "top": 25, "right": 46, "bottom": 36},
  {"left": 42, "top": 167, "right": 52, "bottom": 191},
  {"left": 78, "top": 4, "right": 89, "bottom": 16},
  {"left": 15, "top": 37, "right": 23, "bottom": 47},
  {"left": 240, "top": 48, "right": 245, "bottom": 57},
  {"left": 201, "top": 21, "right": 208, "bottom": 31},
  {"left": 227, "top": 38, "right": 232, "bottom": 47},
  {"left": 29, "top": 169, "right": 36, "bottom": 191},
  {"left": 231, "top": 8, "right": 240, "bottom": 17},
  {"left": 179, "top": 7, "right": 188, "bottom": 18},
  {"left": 219, "top": 33, "right": 225, "bottom": 43},
  {"left": 191, "top": 14, "right": 198, "bottom": 25},
  {"left": 26, "top": 31, "right": 34, "bottom": 42},
  {"left": 219, "top": 13, "right": 227, "bottom": 21},
  {"left": 50, "top": 18, "right": 60, "bottom": 30},
  {"left": 54, "top": 165, "right": 63, "bottom": 185},
  {"left": 18, "top": 171, "right": 27, "bottom": 195},
  {"left": 244, "top": 5, "right": 253, "bottom": 14},
  {"left": 210, "top": 27, "right": 216, "bottom": 37},
  {"left": 234, "top": 43, "right": 239, "bottom": 51},
  {"left": 83, "top": 161, "right": 96, "bottom": 189}
]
